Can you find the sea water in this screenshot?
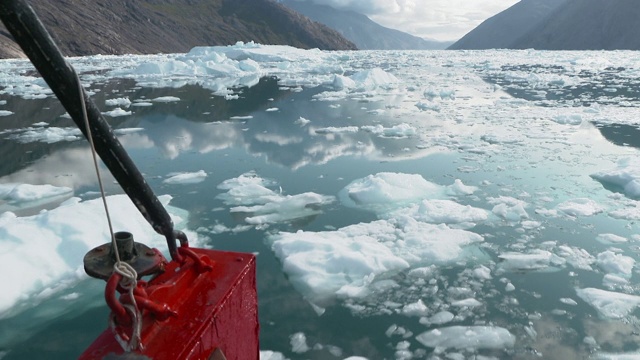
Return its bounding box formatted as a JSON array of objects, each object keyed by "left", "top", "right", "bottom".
[{"left": 1, "top": 45, "right": 640, "bottom": 359}]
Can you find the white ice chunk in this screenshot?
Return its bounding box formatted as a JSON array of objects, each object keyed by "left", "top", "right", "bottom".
[
  {"left": 595, "top": 352, "right": 640, "bottom": 359},
  {"left": 488, "top": 196, "right": 529, "bottom": 221},
  {"left": 576, "top": 288, "right": 640, "bottom": 319},
  {"left": 217, "top": 172, "right": 334, "bottom": 225},
  {"left": 451, "top": 298, "right": 482, "bottom": 307},
  {"left": 556, "top": 198, "right": 604, "bottom": 217},
  {"left": 389, "top": 199, "right": 488, "bottom": 226},
  {"left": 361, "top": 124, "right": 416, "bottom": 138},
  {"left": 230, "top": 192, "right": 335, "bottom": 225},
  {"left": 260, "top": 351, "right": 289, "bottom": 360},
  {"left": 7, "top": 127, "right": 81, "bottom": 144},
  {"left": 315, "top": 126, "right": 359, "bottom": 134},
  {"left": 332, "top": 74, "right": 356, "bottom": 90},
  {"left": 294, "top": 117, "right": 310, "bottom": 127},
  {"left": 596, "top": 233, "right": 628, "bottom": 244},
  {"left": 556, "top": 245, "right": 595, "bottom": 270},
  {"left": 349, "top": 68, "right": 399, "bottom": 91},
  {"left": 498, "top": 250, "right": 565, "bottom": 273},
  {"left": 426, "top": 311, "right": 455, "bottom": 325},
  {"left": 268, "top": 217, "right": 483, "bottom": 305},
  {"left": 216, "top": 171, "right": 278, "bottom": 206},
  {"left": 596, "top": 251, "right": 635, "bottom": 278},
  {"left": 603, "top": 274, "right": 629, "bottom": 287},
  {"left": 269, "top": 221, "right": 409, "bottom": 305},
  {"left": 473, "top": 265, "right": 492, "bottom": 280},
  {"left": 552, "top": 114, "right": 582, "bottom": 125},
  {"left": 560, "top": 298, "right": 578, "bottom": 306},
  {"left": 339, "top": 172, "right": 445, "bottom": 212},
  {"left": 401, "top": 299, "right": 429, "bottom": 316},
  {"left": 416, "top": 326, "right": 515, "bottom": 350},
  {"left": 151, "top": 96, "right": 180, "bottom": 103},
  {"left": 163, "top": 170, "right": 208, "bottom": 185},
  {"left": 0, "top": 194, "right": 193, "bottom": 318},
  {"left": 102, "top": 107, "right": 132, "bottom": 117},
  {"left": 290, "top": 332, "right": 309, "bottom": 353},
  {"left": 105, "top": 97, "right": 132, "bottom": 107},
  {"left": 592, "top": 158, "right": 640, "bottom": 198},
  {"left": 0, "top": 183, "right": 72, "bottom": 204},
  {"left": 447, "top": 179, "right": 478, "bottom": 196}
]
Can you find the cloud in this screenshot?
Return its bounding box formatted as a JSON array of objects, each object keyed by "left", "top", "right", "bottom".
[
  {"left": 304, "top": 0, "right": 520, "bottom": 41},
  {"left": 308, "top": 0, "right": 404, "bottom": 14}
]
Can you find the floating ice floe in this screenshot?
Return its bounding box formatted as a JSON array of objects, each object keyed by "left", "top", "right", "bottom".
[
  {"left": 151, "top": 96, "right": 180, "bottom": 103},
  {"left": 339, "top": 172, "right": 446, "bottom": 212},
  {"left": 0, "top": 194, "right": 195, "bottom": 318},
  {"left": 102, "top": 107, "right": 132, "bottom": 117},
  {"left": 488, "top": 196, "right": 529, "bottom": 222},
  {"left": 596, "top": 251, "right": 635, "bottom": 278},
  {"left": 387, "top": 199, "right": 488, "bottom": 228},
  {"left": 259, "top": 351, "right": 289, "bottom": 360},
  {"left": 596, "top": 233, "right": 628, "bottom": 244},
  {"left": 556, "top": 198, "right": 605, "bottom": 217},
  {"left": 552, "top": 114, "right": 583, "bottom": 125},
  {"left": 0, "top": 110, "right": 13, "bottom": 116},
  {"left": 315, "top": 126, "right": 359, "bottom": 135},
  {"left": 216, "top": 172, "right": 334, "bottom": 225},
  {"left": 268, "top": 217, "right": 483, "bottom": 307},
  {"left": 7, "top": 126, "right": 81, "bottom": 143},
  {"left": 596, "top": 351, "right": 640, "bottom": 359},
  {"left": 5, "top": 126, "right": 142, "bottom": 144},
  {"left": 0, "top": 183, "right": 73, "bottom": 213},
  {"left": 290, "top": 332, "right": 309, "bottom": 353},
  {"left": 592, "top": 158, "right": 640, "bottom": 198},
  {"left": 415, "top": 326, "right": 516, "bottom": 351},
  {"left": 294, "top": 117, "right": 310, "bottom": 126},
  {"left": 361, "top": 123, "right": 416, "bottom": 138},
  {"left": 401, "top": 299, "right": 429, "bottom": 317},
  {"left": 107, "top": 42, "right": 335, "bottom": 96},
  {"left": 264, "top": 172, "right": 487, "bottom": 307},
  {"left": 163, "top": 170, "right": 208, "bottom": 185},
  {"left": 497, "top": 250, "right": 565, "bottom": 273},
  {"left": 576, "top": 288, "right": 640, "bottom": 319},
  {"left": 105, "top": 97, "right": 132, "bottom": 107}
]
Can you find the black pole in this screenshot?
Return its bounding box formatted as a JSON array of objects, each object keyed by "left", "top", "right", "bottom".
[{"left": 0, "top": 0, "right": 181, "bottom": 261}]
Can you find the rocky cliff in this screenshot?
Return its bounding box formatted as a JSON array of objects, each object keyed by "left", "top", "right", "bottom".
[{"left": 0, "top": 0, "right": 357, "bottom": 59}]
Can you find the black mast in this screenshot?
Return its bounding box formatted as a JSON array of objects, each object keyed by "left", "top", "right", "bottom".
[{"left": 0, "top": 0, "right": 183, "bottom": 261}]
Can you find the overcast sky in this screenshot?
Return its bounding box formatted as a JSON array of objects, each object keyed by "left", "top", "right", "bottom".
[{"left": 306, "top": 0, "right": 520, "bottom": 42}]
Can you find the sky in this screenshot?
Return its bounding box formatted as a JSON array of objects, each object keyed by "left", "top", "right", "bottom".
[{"left": 305, "top": 0, "right": 521, "bottom": 42}]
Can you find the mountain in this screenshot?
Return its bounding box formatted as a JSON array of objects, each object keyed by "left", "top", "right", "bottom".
[
  {"left": 279, "top": 0, "right": 451, "bottom": 50},
  {"left": 512, "top": 0, "right": 640, "bottom": 50},
  {"left": 0, "top": 0, "right": 356, "bottom": 59},
  {"left": 449, "top": 0, "right": 568, "bottom": 50}
]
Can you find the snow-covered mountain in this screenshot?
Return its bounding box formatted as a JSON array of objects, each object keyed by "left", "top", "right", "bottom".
[{"left": 280, "top": 0, "right": 451, "bottom": 50}]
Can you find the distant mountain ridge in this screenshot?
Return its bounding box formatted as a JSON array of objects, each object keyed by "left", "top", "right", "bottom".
[
  {"left": 449, "top": 0, "right": 568, "bottom": 50},
  {"left": 513, "top": 0, "right": 640, "bottom": 50},
  {"left": 0, "top": 0, "right": 356, "bottom": 59},
  {"left": 279, "top": 0, "right": 451, "bottom": 50},
  {"left": 450, "top": 0, "right": 640, "bottom": 50}
]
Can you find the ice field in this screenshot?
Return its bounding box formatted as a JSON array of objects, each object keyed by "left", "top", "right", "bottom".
[{"left": 2, "top": 43, "right": 640, "bottom": 358}]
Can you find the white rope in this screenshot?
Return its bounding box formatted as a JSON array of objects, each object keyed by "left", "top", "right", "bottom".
[{"left": 77, "top": 76, "right": 142, "bottom": 351}]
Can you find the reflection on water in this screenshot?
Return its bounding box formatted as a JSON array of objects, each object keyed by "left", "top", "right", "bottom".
[
  {"left": 595, "top": 122, "right": 640, "bottom": 150},
  {"left": 3, "top": 53, "right": 640, "bottom": 359}
]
